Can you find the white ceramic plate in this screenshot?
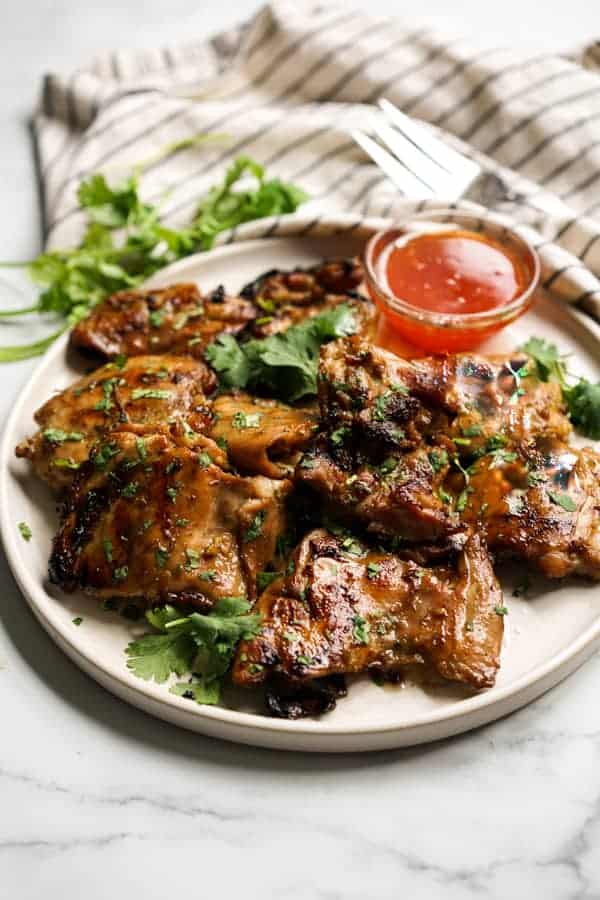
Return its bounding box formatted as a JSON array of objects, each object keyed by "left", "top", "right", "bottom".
[{"left": 3, "top": 214, "right": 600, "bottom": 753}]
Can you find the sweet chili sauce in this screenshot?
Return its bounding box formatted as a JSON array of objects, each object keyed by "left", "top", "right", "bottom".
[
  {"left": 366, "top": 223, "right": 538, "bottom": 354},
  {"left": 382, "top": 229, "right": 529, "bottom": 315}
]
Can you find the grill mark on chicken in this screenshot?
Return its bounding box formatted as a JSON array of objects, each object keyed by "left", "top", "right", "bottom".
[
  {"left": 70, "top": 283, "right": 256, "bottom": 360},
  {"left": 458, "top": 436, "right": 600, "bottom": 579},
  {"left": 50, "top": 430, "right": 291, "bottom": 606},
  {"left": 233, "top": 529, "right": 504, "bottom": 696},
  {"left": 15, "top": 354, "right": 216, "bottom": 492}
]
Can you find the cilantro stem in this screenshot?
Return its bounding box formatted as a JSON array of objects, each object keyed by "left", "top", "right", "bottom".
[
  {"left": 0, "top": 304, "right": 40, "bottom": 318},
  {"left": 0, "top": 326, "right": 68, "bottom": 361}
]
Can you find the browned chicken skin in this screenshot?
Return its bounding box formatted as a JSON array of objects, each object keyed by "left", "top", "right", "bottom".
[
  {"left": 210, "top": 393, "right": 318, "bottom": 479},
  {"left": 70, "top": 283, "right": 256, "bottom": 360},
  {"left": 233, "top": 528, "right": 504, "bottom": 692},
  {"left": 49, "top": 429, "right": 291, "bottom": 606},
  {"left": 300, "top": 337, "right": 590, "bottom": 574},
  {"left": 458, "top": 436, "right": 600, "bottom": 579},
  {"left": 15, "top": 354, "right": 215, "bottom": 491}
]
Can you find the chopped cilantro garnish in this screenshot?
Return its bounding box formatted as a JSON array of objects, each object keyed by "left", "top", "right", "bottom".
[
  {"left": 330, "top": 426, "right": 350, "bottom": 446},
  {"left": 379, "top": 457, "right": 398, "bottom": 476},
  {"left": 200, "top": 570, "right": 216, "bottom": 582},
  {"left": 232, "top": 410, "right": 262, "bottom": 429},
  {"left": 341, "top": 536, "right": 364, "bottom": 556},
  {"left": 428, "top": 449, "right": 448, "bottom": 473},
  {"left": 185, "top": 548, "right": 200, "bottom": 569},
  {"left": 494, "top": 605, "right": 509, "bottom": 616},
  {"left": 103, "top": 538, "right": 113, "bottom": 562},
  {"left": 296, "top": 654, "right": 315, "bottom": 667},
  {"left": 42, "top": 428, "right": 84, "bottom": 444},
  {"left": 366, "top": 562, "right": 381, "bottom": 580},
  {"left": 155, "top": 545, "right": 169, "bottom": 569},
  {"left": 166, "top": 485, "right": 179, "bottom": 502},
  {"left": 113, "top": 566, "right": 129, "bottom": 582},
  {"left": 438, "top": 486, "right": 452, "bottom": 505},
  {"left": 243, "top": 510, "right": 265, "bottom": 543},
  {"left": 53, "top": 457, "right": 80, "bottom": 469},
  {"left": 197, "top": 451, "right": 212, "bottom": 468},
  {"left": 18, "top": 521, "right": 32, "bottom": 541},
  {"left": 94, "top": 378, "right": 116, "bottom": 413},
  {"left": 352, "top": 615, "right": 370, "bottom": 645},
  {"left": 94, "top": 441, "right": 119, "bottom": 470},
  {"left": 548, "top": 490, "right": 577, "bottom": 512},
  {"left": 121, "top": 482, "right": 138, "bottom": 497},
  {"left": 149, "top": 310, "right": 164, "bottom": 328},
  {"left": 72, "top": 617, "right": 83, "bottom": 626},
  {"left": 131, "top": 388, "right": 171, "bottom": 401}
]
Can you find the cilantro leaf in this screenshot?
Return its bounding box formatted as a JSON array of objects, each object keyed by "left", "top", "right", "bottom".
[
  {"left": 520, "top": 336, "right": 600, "bottom": 440},
  {"left": 18, "top": 521, "right": 32, "bottom": 541},
  {"left": 204, "top": 334, "right": 251, "bottom": 389},
  {"left": 206, "top": 303, "right": 358, "bottom": 401},
  {"left": 125, "top": 597, "right": 261, "bottom": 703},
  {"left": 170, "top": 678, "right": 221, "bottom": 705},
  {"left": 548, "top": 490, "right": 578, "bottom": 512},
  {"left": 0, "top": 152, "right": 307, "bottom": 361},
  {"left": 126, "top": 631, "right": 196, "bottom": 683},
  {"left": 564, "top": 380, "right": 600, "bottom": 440},
  {"left": 42, "top": 428, "right": 84, "bottom": 444},
  {"left": 520, "top": 337, "right": 568, "bottom": 383}
]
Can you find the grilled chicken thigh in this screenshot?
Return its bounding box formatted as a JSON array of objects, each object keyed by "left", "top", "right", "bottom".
[
  {"left": 301, "top": 338, "right": 579, "bottom": 552},
  {"left": 233, "top": 528, "right": 504, "bottom": 693},
  {"left": 299, "top": 438, "right": 456, "bottom": 543},
  {"left": 69, "top": 260, "right": 373, "bottom": 364},
  {"left": 70, "top": 283, "right": 256, "bottom": 360},
  {"left": 241, "top": 257, "right": 374, "bottom": 339},
  {"left": 318, "top": 338, "right": 570, "bottom": 451},
  {"left": 16, "top": 355, "right": 215, "bottom": 491},
  {"left": 210, "top": 393, "right": 318, "bottom": 479},
  {"left": 50, "top": 429, "right": 291, "bottom": 606},
  {"left": 459, "top": 436, "right": 600, "bottom": 579}
]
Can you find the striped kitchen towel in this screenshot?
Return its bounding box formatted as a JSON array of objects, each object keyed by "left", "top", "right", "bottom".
[{"left": 34, "top": 0, "right": 600, "bottom": 319}]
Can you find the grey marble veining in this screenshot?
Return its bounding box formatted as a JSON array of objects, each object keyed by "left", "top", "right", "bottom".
[{"left": 1, "top": 2, "right": 600, "bottom": 897}]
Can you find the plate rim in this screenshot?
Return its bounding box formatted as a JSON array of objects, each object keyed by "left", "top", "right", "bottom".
[{"left": 3, "top": 211, "right": 600, "bottom": 750}]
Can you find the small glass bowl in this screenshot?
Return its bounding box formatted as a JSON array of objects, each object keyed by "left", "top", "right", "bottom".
[{"left": 364, "top": 209, "right": 540, "bottom": 353}]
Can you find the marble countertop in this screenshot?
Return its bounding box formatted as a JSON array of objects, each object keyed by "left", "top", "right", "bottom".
[{"left": 2, "top": 2, "right": 600, "bottom": 897}]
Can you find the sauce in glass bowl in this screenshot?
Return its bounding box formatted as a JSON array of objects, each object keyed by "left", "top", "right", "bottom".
[{"left": 365, "top": 210, "right": 540, "bottom": 353}]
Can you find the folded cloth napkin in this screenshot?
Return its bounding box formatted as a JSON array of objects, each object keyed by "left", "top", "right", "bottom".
[{"left": 34, "top": 0, "right": 600, "bottom": 319}]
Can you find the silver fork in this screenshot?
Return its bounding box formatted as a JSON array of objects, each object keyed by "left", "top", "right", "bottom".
[{"left": 353, "top": 98, "right": 522, "bottom": 207}]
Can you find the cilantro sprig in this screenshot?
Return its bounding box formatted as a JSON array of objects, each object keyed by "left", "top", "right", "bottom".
[
  {"left": 521, "top": 337, "right": 600, "bottom": 439},
  {"left": 125, "top": 598, "right": 261, "bottom": 705},
  {"left": 205, "top": 303, "right": 357, "bottom": 401},
  {"left": 0, "top": 151, "right": 307, "bottom": 362}
]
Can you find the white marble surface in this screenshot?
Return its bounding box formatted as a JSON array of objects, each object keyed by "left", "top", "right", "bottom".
[{"left": 2, "top": 2, "right": 600, "bottom": 897}]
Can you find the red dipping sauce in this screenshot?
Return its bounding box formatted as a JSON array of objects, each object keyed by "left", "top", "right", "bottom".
[
  {"left": 365, "top": 213, "right": 540, "bottom": 354},
  {"left": 382, "top": 229, "right": 529, "bottom": 316}
]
